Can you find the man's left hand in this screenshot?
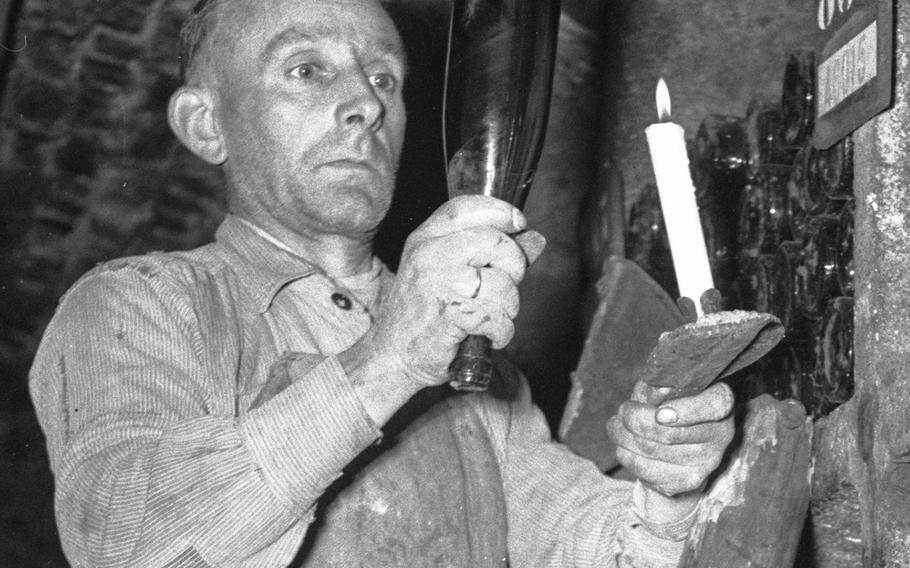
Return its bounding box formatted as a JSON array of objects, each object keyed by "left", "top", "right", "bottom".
[{"left": 607, "top": 380, "right": 735, "bottom": 499}]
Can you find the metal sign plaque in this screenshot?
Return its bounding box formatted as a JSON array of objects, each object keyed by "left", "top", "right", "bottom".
[{"left": 814, "top": 0, "right": 894, "bottom": 149}]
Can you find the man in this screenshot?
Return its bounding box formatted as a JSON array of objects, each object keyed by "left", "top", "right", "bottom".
[{"left": 29, "top": 0, "right": 734, "bottom": 566}]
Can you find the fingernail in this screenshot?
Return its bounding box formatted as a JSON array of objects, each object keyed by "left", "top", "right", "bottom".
[
  {"left": 656, "top": 407, "right": 678, "bottom": 425},
  {"left": 512, "top": 209, "right": 527, "bottom": 231}
]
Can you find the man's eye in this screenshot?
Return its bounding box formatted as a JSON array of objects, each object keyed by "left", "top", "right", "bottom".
[
  {"left": 288, "top": 63, "right": 323, "bottom": 80},
  {"left": 371, "top": 73, "right": 397, "bottom": 92}
]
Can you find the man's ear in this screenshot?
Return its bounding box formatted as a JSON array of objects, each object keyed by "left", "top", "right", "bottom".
[{"left": 168, "top": 86, "right": 227, "bottom": 165}]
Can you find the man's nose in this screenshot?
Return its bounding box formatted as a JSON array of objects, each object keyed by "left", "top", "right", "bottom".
[{"left": 336, "top": 71, "right": 384, "bottom": 131}]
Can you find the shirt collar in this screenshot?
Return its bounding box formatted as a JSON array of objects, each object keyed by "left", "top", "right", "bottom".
[{"left": 215, "top": 214, "right": 320, "bottom": 314}]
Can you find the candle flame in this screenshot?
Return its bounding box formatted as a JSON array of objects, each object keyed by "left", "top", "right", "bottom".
[{"left": 656, "top": 78, "right": 671, "bottom": 122}]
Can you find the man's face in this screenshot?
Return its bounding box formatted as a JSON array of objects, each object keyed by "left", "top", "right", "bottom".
[{"left": 206, "top": 0, "right": 407, "bottom": 241}]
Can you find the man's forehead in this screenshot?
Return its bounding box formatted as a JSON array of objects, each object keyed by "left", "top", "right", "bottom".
[
  {"left": 259, "top": 20, "right": 405, "bottom": 63},
  {"left": 221, "top": 0, "right": 402, "bottom": 48}
]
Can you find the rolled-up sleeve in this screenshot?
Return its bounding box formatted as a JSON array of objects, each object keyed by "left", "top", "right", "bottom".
[
  {"left": 477, "top": 374, "right": 690, "bottom": 568},
  {"left": 30, "top": 263, "right": 381, "bottom": 568}
]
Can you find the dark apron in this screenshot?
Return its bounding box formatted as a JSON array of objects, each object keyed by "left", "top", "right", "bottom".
[{"left": 293, "top": 389, "right": 509, "bottom": 567}]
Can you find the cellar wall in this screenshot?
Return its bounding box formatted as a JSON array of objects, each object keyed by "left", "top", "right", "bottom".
[
  {"left": 598, "top": 1, "right": 910, "bottom": 564},
  {"left": 602, "top": 0, "right": 825, "bottom": 210},
  {"left": 2, "top": 0, "right": 907, "bottom": 565}
]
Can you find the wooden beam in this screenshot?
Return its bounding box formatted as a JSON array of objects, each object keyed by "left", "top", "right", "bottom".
[
  {"left": 680, "top": 395, "right": 812, "bottom": 568},
  {"left": 809, "top": 401, "right": 864, "bottom": 565}
]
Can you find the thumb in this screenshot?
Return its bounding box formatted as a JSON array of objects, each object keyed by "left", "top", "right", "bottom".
[{"left": 513, "top": 230, "right": 547, "bottom": 266}]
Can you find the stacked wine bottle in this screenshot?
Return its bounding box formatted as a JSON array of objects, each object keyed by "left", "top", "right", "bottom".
[{"left": 627, "top": 51, "right": 854, "bottom": 418}]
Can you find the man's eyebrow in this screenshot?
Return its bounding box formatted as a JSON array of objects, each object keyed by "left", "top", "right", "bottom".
[
  {"left": 370, "top": 36, "right": 406, "bottom": 62},
  {"left": 260, "top": 27, "right": 317, "bottom": 62},
  {"left": 259, "top": 26, "right": 408, "bottom": 71}
]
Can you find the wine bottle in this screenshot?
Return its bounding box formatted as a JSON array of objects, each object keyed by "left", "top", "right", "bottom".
[
  {"left": 737, "top": 252, "right": 776, "bottom": 313},
  {"left": 692, "top": 115, "right": 749, "bottom": 189},
  {"left": 626, "top": 184, "right": 678, "bottom": 298},
  {"left": 811, "top": 135, "right": 854, "bottom": 201},
  {"left": 443, "top": 0, "right": 561, "bottom": 390},
  {"left": 741, "top": 165, "right": 792, "bottom": 257},
  {"left": 787, "top": 147, "right": 828, "bottom": 243},
  {"left": 738, "top": 181, "right": 764, "bottom": 266},
  {"left": 809, "top": 297, "right": 855, "bottom": 417},
  {"left": 780, "top": 50, "right": 816, "bottom": 150},
  {"left": 836, "top": 200, "right": 855, "bottom": 297},
  {"left": 770, "top": 240, "right": 812, "bottom": 341},
  {"left": 758, "top": 342, "right": 813, "bottom": 404},
  {"left": 795, "top": 214, "right": 841, "bottom": 320},
  {"left": 692, "top": 116, "right": 749, "bottom": 297},
  {"left": 745, "top": 100, "right": 796, "bottom": 180}
]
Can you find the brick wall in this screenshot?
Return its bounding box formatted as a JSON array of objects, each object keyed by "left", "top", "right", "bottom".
[
  {"left": 0, "top": 0, "right": 227, "bottom": 401},
  {"left": 0, "top": 3, "right": 229, "bottom": 564}
]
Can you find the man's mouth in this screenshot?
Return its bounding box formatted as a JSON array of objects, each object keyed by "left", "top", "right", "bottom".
[
  {"left": 317, "top": 135, "right": 391, "bottom": 176},
  {"left": 324, "top": 158, "right": 378, "bottom": 172}
]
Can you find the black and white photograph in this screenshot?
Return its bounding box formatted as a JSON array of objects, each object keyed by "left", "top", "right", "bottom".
[{"left": 0, "top": 0, "right": 904, "bottom": 566}]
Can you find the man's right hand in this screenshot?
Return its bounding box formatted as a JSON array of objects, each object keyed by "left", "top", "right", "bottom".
[
  {"left": 339, "top": 195, "right": 545, "bottom": 422},
  {"left": 378, "top": 194, "right": 545, "bottom": 387}
]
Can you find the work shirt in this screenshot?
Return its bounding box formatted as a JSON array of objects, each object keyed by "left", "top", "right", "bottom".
[{"left": 30, "top": 214, "right": 692, "bottom": 568}]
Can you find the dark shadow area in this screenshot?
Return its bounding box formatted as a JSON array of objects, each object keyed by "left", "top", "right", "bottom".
[
  {"left": 374, "top": 0, "right": 450, "bottom": 269},
  {"left": 0, "top": 0, "right": 25, "bottom": 100}
]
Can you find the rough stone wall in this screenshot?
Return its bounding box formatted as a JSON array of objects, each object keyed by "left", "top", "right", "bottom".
[
  {"left": 0, "top": 0, "right": 226, "bottom": 405},
  {"left": 0, "top": 2, "right": 223, "bottom": 564},
  {"left": 849, "top": 2, "right": 910, "bottom": 562},
  {"left": 811, "top": 5, "right": 910, "bottom": 563}
]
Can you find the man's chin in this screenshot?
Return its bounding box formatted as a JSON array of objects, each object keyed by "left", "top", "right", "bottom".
[
  {"left": 316, "top": 194, "right": 392, "bottom": 235},
  {"left": 320, "top": 160, "right": 390, "bottom": 182}
]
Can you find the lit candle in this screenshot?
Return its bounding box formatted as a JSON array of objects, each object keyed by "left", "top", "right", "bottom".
[{"left": 645, "top": 78, "right": 714, "bottom": 317}]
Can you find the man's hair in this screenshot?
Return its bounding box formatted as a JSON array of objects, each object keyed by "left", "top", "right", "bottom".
[
  {"left": 179, "top": 0, "right": 226, "bottom": 84},
  {"left": 178, "top": 0, "right": 400, "bottom": 84}
]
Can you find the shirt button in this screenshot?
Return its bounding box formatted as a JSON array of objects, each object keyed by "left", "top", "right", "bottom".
[{"left": 331, "top": 292, "right": 353, "bottom": 310}]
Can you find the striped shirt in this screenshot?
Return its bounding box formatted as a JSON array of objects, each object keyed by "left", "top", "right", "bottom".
[{"left": 30, "top": 214, "right": 691, "bottom": 567}]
